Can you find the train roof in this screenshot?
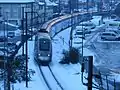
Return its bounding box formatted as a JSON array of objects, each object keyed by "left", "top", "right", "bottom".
[{"left": 37, "top": 32, "right": 51, "bottom": 40}]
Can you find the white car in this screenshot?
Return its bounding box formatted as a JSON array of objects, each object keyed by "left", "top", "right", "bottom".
[
  {"left": 101, "top": 32, "right": 120, "bottom": 41},
  {"left": 79, "top": 22, "right": 96, "bottom": 31},
  {"left": 74, "top": 30, "right": 85, "bottom": 39}
]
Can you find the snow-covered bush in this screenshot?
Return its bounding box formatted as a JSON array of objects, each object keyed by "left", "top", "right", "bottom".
[
  {"left": 59, "top": 48, "right": 81, "bottom": 64},
  {"left": 59, "top": 49, "right": 70, "bottom": 64},
  {"left": 69, "top": 47, "right": 80, "bottom": 64}
]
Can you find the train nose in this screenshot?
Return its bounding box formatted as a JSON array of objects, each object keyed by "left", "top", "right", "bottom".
[{"left": 38, "top": 56, "right": 50, "bottom": 61}]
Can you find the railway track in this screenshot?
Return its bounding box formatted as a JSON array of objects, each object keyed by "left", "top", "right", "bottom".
[{"left": 38, "top": 65, "right": 64, "bottom": 90}]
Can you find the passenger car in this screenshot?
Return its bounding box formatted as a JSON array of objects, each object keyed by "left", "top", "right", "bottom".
[
  {"left": 101, "top": 32, "right": 120, "bottom": 41},
  {"left": 74, "top": 30, "right": 84, "bottom": 38},
  {"left": 0, "top": 36, "right": 7, "bottom": 42},
  {"left": 8, "top": 32, "right": 15, "bottom": 38},
  {"left": 0, "top": 42, "right": 17, "bottom": 54},
  {"left": 79, "top": 21, "right": 96, "bottom": 30},
  {"left": 74, "top": 27, "right": 91, "bottom": 39}
]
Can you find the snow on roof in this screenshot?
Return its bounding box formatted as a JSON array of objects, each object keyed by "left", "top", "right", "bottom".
[
  {"left": 4, "top": 22, "right": 19, "bottom": 28},
  {"left": 79, "top": 0, "right": 86, "bottom": 2},
  {"left": 45, "top": 0, "right": 58, "bottom": 6},
  {"left": 92, "top": 16, "right": 102, "bottom": 19},
  {"left": 0, "top": 0, "right": 35, "bottom": 3},
  {"left": 0, "top": 22, "right": 18, "bottom": 31},
  {"left": 0, "top": 51, "right": 4, "bottom": 56},
  {"left": 38, "top": 2, "right": 44, "bottom": 5}
]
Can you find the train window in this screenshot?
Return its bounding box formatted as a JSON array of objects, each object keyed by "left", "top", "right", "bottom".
[{"left": 39, "top": 39, "right": 50, "bottom": 51}]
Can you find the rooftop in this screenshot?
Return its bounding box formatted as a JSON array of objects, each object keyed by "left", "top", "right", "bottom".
[{"left": 0, "top": 0, "right": 35, "bottom": 3}]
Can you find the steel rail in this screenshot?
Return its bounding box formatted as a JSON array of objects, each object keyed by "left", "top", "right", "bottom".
[
  {"left": 48, "top": 65, "right": 64, "bottom": 90},
  {"left": 38, "top": 65, "right": 52, "bottom": 90}
]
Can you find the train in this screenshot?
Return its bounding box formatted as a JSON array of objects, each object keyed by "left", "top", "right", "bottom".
[
  {"left": 34, "top": 10, "right": 108, "bottom": 66},
  {"left": 34, "top": 12, "right": 93, "bottom": 66},
  {"left": 34, "top": 31, "right": 52, "bottom": 66}
]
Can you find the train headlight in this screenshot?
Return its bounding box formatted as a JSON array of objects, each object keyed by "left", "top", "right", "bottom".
[
  {"left": 48, "top": 54, "right": 50, "bottom": 56},
  {"left": 38, "top": 54, "right": 41, "bottom": 56}
]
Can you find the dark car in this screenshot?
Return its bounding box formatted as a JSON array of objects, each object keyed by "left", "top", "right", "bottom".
[
  {"left": 0, "top": 36, "right": 7, "bottom": 42},
  {"left": 8, "top": 32, "right": 15, "bottom": 38},
  {"left": 7, "top": 42, "right": 17, "bottom": 50},
  {"left": 0, "top": 42, "right": 17, "bottom": 54},
  {"left": 53, "top": 13, "right": 60, "bottom": 18}
]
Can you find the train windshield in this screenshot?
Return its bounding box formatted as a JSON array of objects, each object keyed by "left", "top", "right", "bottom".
[{"left": 39, "top": 39, "right": 50, "bottom": 51}]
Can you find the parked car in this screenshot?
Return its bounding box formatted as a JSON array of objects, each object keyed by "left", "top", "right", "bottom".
[
  {"left": 113, "top": 30, "right": 120, "bottom": 35},
  {"left": 79, "top": 21, "right": 96, "bottom": 30},
  {"left": 101, "top": 32, "right": 120, "bottom": 41},
  {"left": 8, "top": 31, "right": 15, "bottom": 38},
  {"left": 0, "top": 36, "right": 7, "bottom": 42},
  {"left": 74, "top": 30, "right": 85, "bottom": 39},
  {"left": 7, "top": 42, "right": 17, "bottom": 47},
  {"left": 53, "top": 13, "right": 60, "bottom": 18},
  {"left": 118, "top": 25, "right": 120, "bottom": 30},
  {"left": 0, "top": 42, "right": 17, "bottom": 54}
]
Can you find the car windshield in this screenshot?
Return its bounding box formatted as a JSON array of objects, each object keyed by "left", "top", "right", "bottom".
[
  {"left": 39, "top": 39, "right": 50, "bottom": 51},
  {"left": 114, "top": 31, "right": 120, "bottom": 34},
  {"left": 109, "top": 24, "right": 118, "bottom": 26},
  {"left": 102, "top": 32, "right": 116, "bottom": 36},
  {"left": 76, "top": 31, "right": 83, "bottom": 35},
  {"left": 80, "top": 23, "right": 93, "bottom": 26},
  {"left": 102, "top": 33, "right": 111, "bottom": 35}
]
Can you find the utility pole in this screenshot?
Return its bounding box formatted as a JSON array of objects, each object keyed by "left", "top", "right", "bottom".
[
  {"left": 87, "top": 56, "right": 93, "bottom": 90},
  {"left": 30, "top": 2, "right": 33, "bottom": 40},
  {"left": 25, "top": 12, "right": 28, "bottom": 88},
  {"left": 69, "top": 0, "right": 71, "bottom": 13},
  {"left": 44, "top": 0, "right": 46, "bottom": 22},
  {"left": 3, "top": 17, "right": 7, "bottom": 90},
  {"left": 77, "top": 0, "right": 79, "bottom": 11},
  {"left": 22, "top": 7, "right": 24, "bottom": 55},
  {"left": 69, "top": 0, "right": 73, "bottom": 49},
  {"left": 59, "top": 0, "right": 61, "bottom": 14},
  {"left": 87, "top": 0, "right": 89, "bottom": 12},
  {"left": 6, "top": 12, "right": 11, "bottom": 90}
]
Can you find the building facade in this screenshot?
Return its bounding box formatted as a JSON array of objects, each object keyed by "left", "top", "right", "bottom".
[
  {"left": 0, "top": 0, "right": 35, "bottom": 25},
  {"left": 35, "top": 0, "right": 57, "bottom": 21},
  {"left": 0, "top": 0, "right": 57, "bottom": 26}
]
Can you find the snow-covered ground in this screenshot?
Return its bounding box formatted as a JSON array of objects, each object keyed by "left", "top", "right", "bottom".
[
  {"left": 12, "top": 38, "right": 47, "bottom": 90},
  {"left": 0, "top": 26, "right": 98, "bottom": 90},
  {"left": 1, "top": 17, "right": 120, "bottom": 90}
]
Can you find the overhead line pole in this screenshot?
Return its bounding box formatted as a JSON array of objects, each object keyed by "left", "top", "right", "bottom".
[
  {"left": 3, "top": 17, "right": 7, "bottom": 90},
  {"left": 87, "top": 56, "right": 93, "bottom": 90},
  {"left": 59, "top": 0, "right": 60, "bottom": 14},
  {"left": 69, "top": 0, "right": 73, "bottom": 49},
  {"left": 87, "top": 0, "right": 89, "bottom": 12},
  {"left": 44, "top": 0, "right": 46, "bottom": 22},
  {"left": 22, "top": 7, "right": 24, "bottom": 55},
  {"left": 25, "top": 12, "right": 28, "bottom": 88},
  {"left": 30, "top": 2, "right": 33, "bottom": 40},
  {"left": 6, "top": 12, "right": 11, "bottom": 90}
]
